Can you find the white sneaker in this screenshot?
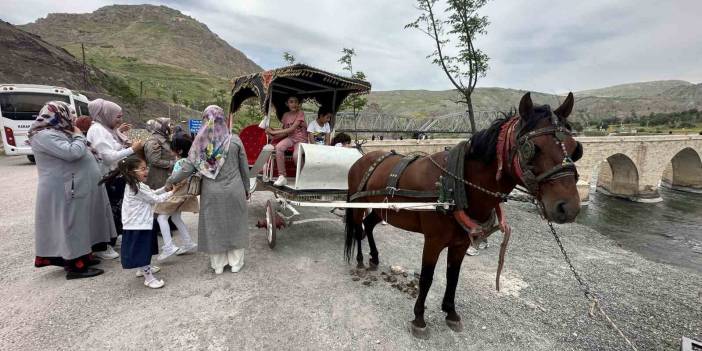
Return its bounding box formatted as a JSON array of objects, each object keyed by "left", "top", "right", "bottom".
[
  {"left": 144, "top": 277, "right": 165, "bottom": 289},
  {"left": 136, "top": 266, "right": 161, "bottom": 277},
  {"left": 478, "top": 240, "right": 489, "bottom": 250},
  {"left": 273, "top": 175, "right": 287, "bottom": 187},
  {"left": 176, "top": 242, "right": 197, "bottom": 255},
  {"left": 95, "top": 246, "right": 119, "bottom": 260},
  {"left": 466, "top": 246, "right": 480, "bottom": 256},
  {"left": 157, "top": 245, "right": 179, "bottom": 261}
]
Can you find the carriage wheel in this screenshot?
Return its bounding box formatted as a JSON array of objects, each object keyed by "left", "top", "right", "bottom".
[{"left": 265, "top": 200, "right": 277, "bottom": 249}]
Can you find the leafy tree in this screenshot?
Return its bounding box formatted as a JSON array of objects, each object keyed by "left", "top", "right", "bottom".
[
  {"left": 338, "top": 48, "right": 368, "bottom": 138},
  {"left": 283, "top": 51, "right": 296, "bottom": 65},
  {"left": 406, "top": 0, "right": 490, "bottom": 133}
]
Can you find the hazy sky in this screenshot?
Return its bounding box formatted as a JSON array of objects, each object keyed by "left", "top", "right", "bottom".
[{"left": 2, "top": 0, "right": 701, "bottom": 92}]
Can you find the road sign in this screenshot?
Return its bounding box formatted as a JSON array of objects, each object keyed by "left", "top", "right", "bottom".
[{"left": 189, "top": 119, "right": 203, "bottom": 134}]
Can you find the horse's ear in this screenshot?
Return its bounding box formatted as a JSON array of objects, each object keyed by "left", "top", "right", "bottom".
[
  {"left": 554, "top": 92, "right": 574, "bottom": 119},
  {"left": 518, "top": 92, "right": 533, "bottom": 119}
]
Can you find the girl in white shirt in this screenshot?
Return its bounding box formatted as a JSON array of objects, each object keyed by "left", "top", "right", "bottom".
[
  {"left": 101, "top": 157, "right": 173, "bottom": 289},
  {"left": 87, "top": 99, "right": 144, "bottom": 260},
  {"left": 307, "top": 107, "right": 332, "bottom": 145}
]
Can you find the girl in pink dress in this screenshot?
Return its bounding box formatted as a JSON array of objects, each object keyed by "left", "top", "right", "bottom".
[{"left": 265, "top": 95, "right": 307, "bottom": 186}]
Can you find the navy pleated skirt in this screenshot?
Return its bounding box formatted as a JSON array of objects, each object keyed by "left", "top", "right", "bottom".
[{"left": 120, "top": 229, "right": 158, "bottom": 269}]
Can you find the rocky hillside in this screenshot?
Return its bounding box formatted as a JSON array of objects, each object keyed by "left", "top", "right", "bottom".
[
  {"left": 20, "top": 4, "right": 260, "bottom": 78},
  {"left": 20, "top": 5, "right": 261, "bottom": 107},
  {"left": 0, "top": 20, "right": 106, "bottom": 92},
  {"left": 0, "top": 20, "right": 198, "bottom": 124}
]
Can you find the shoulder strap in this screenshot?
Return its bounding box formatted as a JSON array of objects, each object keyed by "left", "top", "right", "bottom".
[{"left": 386, "top": 154, "right": 421, "bottom": 190}]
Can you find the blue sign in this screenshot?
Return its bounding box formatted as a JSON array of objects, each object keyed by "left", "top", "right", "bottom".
[{"left": 188, "top": 119, "right": 203, "bottom": 134}]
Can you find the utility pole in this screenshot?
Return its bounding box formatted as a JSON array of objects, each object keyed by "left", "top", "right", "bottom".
[
  {"left": 138, "top": 81, "right": 143, "bottom": 120},
  {"left": 81, "top": 43, "right": 88, "bottom": 90}
]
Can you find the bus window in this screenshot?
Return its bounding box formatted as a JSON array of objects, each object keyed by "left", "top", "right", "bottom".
[
  {"left": 0, "top": 93, "right": 70, "bottom": 120},
  {"left": 75, "top": 100, "right": 89, "bottom": 117}
]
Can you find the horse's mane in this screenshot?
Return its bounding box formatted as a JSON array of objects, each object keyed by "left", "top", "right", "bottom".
[{"left": 468, "top": 105, "right": 554, "bottom": 164}]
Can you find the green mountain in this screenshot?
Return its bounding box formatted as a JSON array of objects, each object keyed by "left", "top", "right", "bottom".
[
  {"left": 575, "top": 80, "right": 693, "bottom": 98},
  {"left": 20, "top": 4, "right": 261, "bottom": 110},
  {"left": 367, "top": 80, "right": 702, "bottom": 126}
]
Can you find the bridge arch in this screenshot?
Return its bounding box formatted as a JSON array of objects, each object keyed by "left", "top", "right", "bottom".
[
  {"left": 596, "top": 153, "right": 641, "bottom": 199},
  {"left": 661, "top": 147, "right": 702, "bottom": 192}
]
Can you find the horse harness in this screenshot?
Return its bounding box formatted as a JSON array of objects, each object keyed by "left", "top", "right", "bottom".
[{"left": 348, "top": 152, "right": 438, "bottom": 202}]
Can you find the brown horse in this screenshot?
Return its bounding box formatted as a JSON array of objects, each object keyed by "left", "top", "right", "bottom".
[{"left": 344, "top": 92, "right": 582, "bottom": 338}]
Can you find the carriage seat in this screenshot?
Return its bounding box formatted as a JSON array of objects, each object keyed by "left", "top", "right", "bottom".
[{"left": 239, "top": 124, "right": 268, "bottom": 166}]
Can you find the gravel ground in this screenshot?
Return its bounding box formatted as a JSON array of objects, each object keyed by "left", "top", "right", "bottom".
[{"left": 0, "top": 155, "right": 700, "bottom": 351}]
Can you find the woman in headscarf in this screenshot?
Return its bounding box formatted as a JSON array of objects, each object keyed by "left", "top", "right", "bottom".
[
  {"left": 166, "top": 105, "right": 250, "bottom": 274},
  {"left": 144, "top": 118, "right": 175, "bottom": 189},
  {"left": 87, "top": 98, "right": 144, "bottom": 260},
  {"left": 29, "top": 101, "right": 116, "bottom": 279}
]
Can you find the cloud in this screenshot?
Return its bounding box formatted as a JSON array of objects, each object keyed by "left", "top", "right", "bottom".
[{"left": 1, "top": 0, "right": 701, "bottom": 92}]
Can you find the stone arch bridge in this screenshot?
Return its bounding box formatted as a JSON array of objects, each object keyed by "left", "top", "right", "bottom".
[{"left": 363, "top": 135, "right": 702, "bottom": 204}]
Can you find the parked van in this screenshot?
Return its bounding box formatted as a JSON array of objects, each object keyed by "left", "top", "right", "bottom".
[{"left": 0, "top": 84, "right": 90, "bottom": 162}]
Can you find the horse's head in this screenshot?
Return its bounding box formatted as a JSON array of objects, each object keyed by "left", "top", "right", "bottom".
[{"left": 511, "top": 92, "right": 582, "bottom": 223}]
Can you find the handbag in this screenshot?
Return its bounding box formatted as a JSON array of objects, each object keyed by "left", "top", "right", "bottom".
[{"left": 186, "top": 174, "right": 202, "bottom": 196}]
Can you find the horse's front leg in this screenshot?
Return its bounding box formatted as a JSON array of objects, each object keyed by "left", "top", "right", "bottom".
[
  {"left": 410, "top": 239, "right": 444, "bottom": 339},
  {"left": 442, "top": 242, "right": 469, "bottom": 332}
]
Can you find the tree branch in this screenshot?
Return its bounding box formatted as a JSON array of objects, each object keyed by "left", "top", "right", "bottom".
[{"left": 425, "top": 0, "right": 465, "bottom": 92}]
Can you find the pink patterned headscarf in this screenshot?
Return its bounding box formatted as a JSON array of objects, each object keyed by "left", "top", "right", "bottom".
[
  {"left": 88, "top": 98, "right": 129, "bottom": 147},
  {"left": 187, "top": 105, "right": 232, "bottom": 179},
  {"left": 28, "top": 101, "right": 76, "bottom": 139}
]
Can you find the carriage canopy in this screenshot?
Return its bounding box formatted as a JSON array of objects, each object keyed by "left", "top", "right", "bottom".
[{"left": 230, "top": 64, "right": 371, "bottom": 126}]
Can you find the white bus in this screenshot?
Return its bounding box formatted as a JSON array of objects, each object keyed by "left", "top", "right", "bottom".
[{"left": 0, "top": 84, "right": 90, "bottom": 162}]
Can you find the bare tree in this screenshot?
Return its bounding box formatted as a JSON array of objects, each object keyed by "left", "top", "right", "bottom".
[{"left": 406, "top": 0, "right": 490, "bottom": 133}]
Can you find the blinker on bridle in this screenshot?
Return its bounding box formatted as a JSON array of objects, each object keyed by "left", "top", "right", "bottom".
[{"left": 510, "top": 111, "right": 581, "bottom": 196}]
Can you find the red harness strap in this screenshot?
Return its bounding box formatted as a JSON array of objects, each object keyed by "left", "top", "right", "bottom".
[{"left": 495, "top": 116, "right": 524, "bottom": 183}]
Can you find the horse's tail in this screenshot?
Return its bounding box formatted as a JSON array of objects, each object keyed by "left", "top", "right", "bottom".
[{"left": 344, "top": 194, "right": 357, "bottom": 263}]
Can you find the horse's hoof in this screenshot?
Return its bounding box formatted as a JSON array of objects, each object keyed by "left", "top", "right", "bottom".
[
  {"left": 356, "top": 262, "right": 365, "bottom": 269},
  {"left": 445, "top": 318, "right": 463, "bottom": 332},
  {"left": 367, "top": 261, "right": 379, "bottom": 271},
  {"left": 408, "top": 321, "right": 430, "bottom": 339}
]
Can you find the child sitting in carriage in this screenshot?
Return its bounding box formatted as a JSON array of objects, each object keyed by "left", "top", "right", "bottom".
[
  {"left": 265, "top": 95, "right": 308, "bottom": 186},
  {"left": 307, "top": 107, "right": 332, "bottom": 145}
]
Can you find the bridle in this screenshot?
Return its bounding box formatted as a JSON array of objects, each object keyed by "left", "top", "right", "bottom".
[{"left": 496, "top": 111, "right": 581, "bottom": 198}]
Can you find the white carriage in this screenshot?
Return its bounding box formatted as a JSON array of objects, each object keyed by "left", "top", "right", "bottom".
[{"left": 232, "top": 64, "right": 449, "bottom": 248}]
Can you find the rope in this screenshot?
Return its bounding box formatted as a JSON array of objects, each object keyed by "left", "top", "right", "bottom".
[
  {"left": 417, "top": 147, "right": 638, "bottom": 350},
  {"left": 547, "top": 222, "right": 638, "bottom": 351}
]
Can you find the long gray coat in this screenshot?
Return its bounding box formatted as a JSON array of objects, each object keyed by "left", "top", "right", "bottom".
[
  {"left": 30, "top": 130, "right": 116, "bottom": 259},
  {"left": 168, "top": 136, "right": 249, "bottom": 253},
  {"left": 144, "top": 133, "right": 175, "bottom": 189}
]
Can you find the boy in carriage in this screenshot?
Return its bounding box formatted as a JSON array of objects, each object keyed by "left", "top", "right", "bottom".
[{"left": 307, "top": 107, "right": 332, "bottom": 145}]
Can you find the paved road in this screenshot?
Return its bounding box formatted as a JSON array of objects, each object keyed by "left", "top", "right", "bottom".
[{"left": 0, "top": 155, "right": 700, "bottom": 350}]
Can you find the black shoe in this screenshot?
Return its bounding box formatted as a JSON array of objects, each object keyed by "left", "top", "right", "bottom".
[
  {"left": 86, "top": 258, "right": 102, "bottom": 267},
  {"left": 65, "top": 268, "right": 104, "bottom": 280}
]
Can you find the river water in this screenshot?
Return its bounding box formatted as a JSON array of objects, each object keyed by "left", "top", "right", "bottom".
[{"left": 576, "top": 187, "right": 702, "bottom": 274}]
